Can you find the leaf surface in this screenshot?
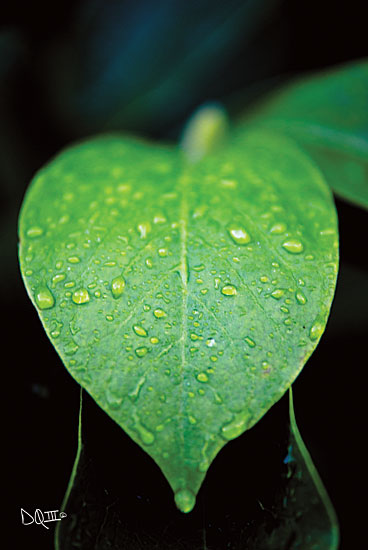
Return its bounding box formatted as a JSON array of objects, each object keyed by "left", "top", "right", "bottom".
[
  {"left": 19, "top": 129, "right": 338, "bottom": 511},
  {"left": 245, "top": 59, "right": 368, "bottom": 209}
]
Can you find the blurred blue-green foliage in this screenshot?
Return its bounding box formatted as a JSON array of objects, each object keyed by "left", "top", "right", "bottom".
[{"left": 41, "top": 0, "right": 282, "bottom": 136}]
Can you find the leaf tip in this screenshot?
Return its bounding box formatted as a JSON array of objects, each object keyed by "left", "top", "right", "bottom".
[{"left": 174, "top": 488, "right": 196, "bottom": 514}]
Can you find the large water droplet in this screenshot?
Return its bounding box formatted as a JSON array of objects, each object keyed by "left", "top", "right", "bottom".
[
  {"left": 271, "top": 289, "right": 284, "bottom": 300},
  {"left": 133, "top": 325, "right": 148, "bottom": 337},
  {"left": 111, "top": 275, "right": 126, "bottom": 298},
  {"left": 197, "top": 373, "right": 208, "bottom": 383},
  {"left": 295, "top": 290, "right": 307, "bottom": 305},
  {"left": 229, "top": 227, "right": 251, "bottom": 245},
  {"left": 221, "top": 284, "right": 237, "bottom": 296},
  {"left": 175, "top": 488, "right": 196, "bottom": 514},
  {"left": 282, "top": 239, "right": 304, "bottom": 254},
  {"left": 72, "top": 288, "right": 90, "bottom": 305},
  {"left": 35, "top": 286, "right": 55, "bottom": 310},
  {"left": 154, "top": 308, "right": 166, "bottom": 318}
]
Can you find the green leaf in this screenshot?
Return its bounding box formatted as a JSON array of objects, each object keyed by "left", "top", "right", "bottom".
[
  {"left": 18, "top": 128, "right": 338, "bottom": 512},
  {"left": 244, "top": 59, "right": 368, "bottom": 209}
]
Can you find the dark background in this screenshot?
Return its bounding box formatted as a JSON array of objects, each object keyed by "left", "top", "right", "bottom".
[{"left": 2, "top": 1, "right": 367, "bottom": 548}]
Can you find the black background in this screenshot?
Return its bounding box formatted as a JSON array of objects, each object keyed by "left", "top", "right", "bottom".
[{"left": 2, "top": 1, "right": 367, "bottom": 548}]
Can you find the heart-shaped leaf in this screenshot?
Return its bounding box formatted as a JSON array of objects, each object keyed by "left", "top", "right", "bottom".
[
  {"left": 19, "top": 128, "right": 338, "bottom": 512},
  {"left": 244, "top": 59, "right": 368, "bottom": 209}
]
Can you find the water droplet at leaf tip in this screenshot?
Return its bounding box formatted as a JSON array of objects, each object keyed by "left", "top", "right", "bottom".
[{"left": 174, "top": 488, "right": 196, "bottom": 514}]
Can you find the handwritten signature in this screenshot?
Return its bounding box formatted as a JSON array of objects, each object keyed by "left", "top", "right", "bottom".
[{"left": 21, "top": 508, "right": 67, "bottom": 529}]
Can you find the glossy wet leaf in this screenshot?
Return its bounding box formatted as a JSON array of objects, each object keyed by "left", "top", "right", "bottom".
[
  {"left": 246, "top": 59, "right": 368, "bottom": 209},
  {"left": 19, "top": 128, "right": 338, "bottom": 512}
]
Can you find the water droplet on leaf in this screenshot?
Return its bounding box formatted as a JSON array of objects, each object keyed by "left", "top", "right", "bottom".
[
  {"left": 221, "top": 415, "right": 249, "bottom": 440},
  {"left": 154, "top": 308, "right": 166, "bottom": 318},
  {"left": 135, "top": 346, "right": 148, "bottom": 357},
  {"left": 27, "top": 226, "right": 44, "bottom": 238},
  {"left": 282, "top": 239, "right": 304, "bottom": 254},
  {"left": 133, "top": 325, "right": 148, "bottom": 337},
  {"left": 269, "top": 222, "right": 286, "bottom": 235},
  {"left": 35, "top": 286, "right": 55, "bottom": 310},
  {"left": 72, "top": 288, "right": 90, "bottom": 305},
  {"left": 175, "top": 488, "right": 196, "bottom": 514},
  {"left": 221, "top": 284, "right": 237, "bottom": 296},
  {"left": 295, "top": 290, "right": 307, "bottom": 305},
  {"left": 111, "top": 275, "right": 126, "bottom": 298},
  {"left": 229, "top": 227, "right": 251, "bottom": 245}
]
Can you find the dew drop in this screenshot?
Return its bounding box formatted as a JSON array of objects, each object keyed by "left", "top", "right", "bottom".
[
  {"left": 229, "top": 227, "right": 251, "bottom": 245},
  {"left": 269, "top": 222, "right": 287, "bottom": 235},
  {"left": 35, "top": 286, "right": 55, "bottom": 310},
  {"left": 197, "top": 373, "right": 209, "bottom": 383},
  {"left": 27, "top": 226, "right": 44, "bottom": 238},
  {"left": 271, "top": 289, "right": 284, "bottom": 300},
  {"left": 244, "top": 337, "right": 256, "bottom": 348},
  {"left": 221, "top": 415, "right": 249, "bottom": 440},
  {"left": 135, "top": 346, "right": 148, "bottom": 358},
  {"left": 137, "top": 222, "right": 151, "bottom": 238},
  {"left": 154, "top": 308, "right": 166, "bottom": 319},
  {"left": 150, "top": 337, "right": 159, "bottom": 344},
  {"left": 111, "top": 275, "right": 125, "bottom": 299},
  {"left": 309, "top": 319, "right": 324, "bottom": 341},
  {"left": 134, "top": 421, "right": 155, "bottom": 445},
  {"left": 72, "top": 288, "right": 90, "bottom": 305},
  {"left": 52, "top": 273, "right": 66, "bottom": 284},
  {"left": 133, "top": 325, "right": 148, "bottom": 337},
  {"left": 145, "top": 258, "right": 153, "bottom": 269},
  {"left": 175, "top": 488, "right": 196, "bottom": 514},
  {"left": 68, "top": 256, "right": 81, "bottom": 264},
  {"left": 295, "top": 290, "right": 307, "bottom": 305},
  {"left": 221, "top": 285, "right": 237, "bottom": 296},
  {"left": 282, "top": 239, "right": 304, "bottom": 254},
  {"left": 158, "top": 248, "right": 168, "bottom": 257},
  {"left": 206, "top": 338, "right": 216, "bottom": 347}
]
